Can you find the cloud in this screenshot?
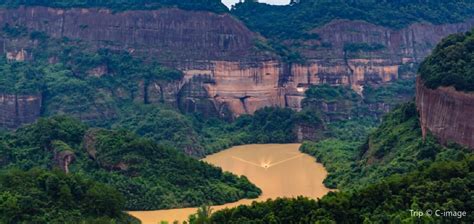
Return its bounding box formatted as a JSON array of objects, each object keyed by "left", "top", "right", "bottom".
[{"left": 222, "top": 0, "right": 290, "bottom": 8}]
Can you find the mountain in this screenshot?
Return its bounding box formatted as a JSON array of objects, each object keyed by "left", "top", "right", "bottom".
[
  {"left": 0, "top": 2, "right": 472, "bottom": 223},
  {"left": 203, "top": 23, "right": 474, "bottom": 224},
  {"left": 0, "top": 2, "right": 472, "bottom": 129},
  {"left": 417, "top": 30, "right": 474, "bottom": 148}
]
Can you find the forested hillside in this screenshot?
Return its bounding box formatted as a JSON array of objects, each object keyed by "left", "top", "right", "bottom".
[
  {"left": 419, "top": 29, "right": 474, "bottom": 91},
  {"left": 0, "top": 169, "right": 139, "bottom": 223},
  {"left": 232, "top": 0, "right": 474, "bottom": 40},
  {"left": 301, "top": 102, "right": 471, "bottom": 189},
  {"left": 200, "top": 101, "right": 473, "bottom": 223},
  {"left": 0, "top": 0, "right": 227, "bottom": 12},
  {"left": 210, "top": 155, "right": 473, "bottom": 223},
  {"left": 0, "top": 116, "right": 261, "bottom": 210}
]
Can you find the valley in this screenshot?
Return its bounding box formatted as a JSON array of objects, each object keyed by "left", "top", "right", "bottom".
[
  {"left": 0, "top": 0, "right": 472, "bottom": 223},
  {"left": 129, "top": 144, "right": 331, "bottom": 223}
]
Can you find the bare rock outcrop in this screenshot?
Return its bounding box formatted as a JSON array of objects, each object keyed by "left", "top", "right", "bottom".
[
  {"left": 54, "top": 150, "right": 75, "bottom": 174},
  {"left": 416, "top": 78, "right": 474, "bottom": 149},
  {"left": 0, "top": 94, "right": 42, "bottom": 129},
  {"left": 0, "top": 6, "right": 263, "bottom": 62}
]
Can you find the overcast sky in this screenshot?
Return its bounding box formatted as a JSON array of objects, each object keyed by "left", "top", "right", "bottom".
[{"left": 222, "top": 0, "right": 290, "bottom": 8}]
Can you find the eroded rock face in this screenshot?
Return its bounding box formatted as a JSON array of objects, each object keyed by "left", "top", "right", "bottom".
[
  {"left": 305, "top": 19, "right": 474, "bottom": 61},
  {"left": 54, "top": 150, "right": 75, "bottom": 174},
  {"left": 285, "top": 19, "right": 474, "bottom": 106},
  {"left": 179, "top": 60, "right": 285, "bottom": 118},
  {"left": 6, "top": 49, "right": 28, "bottom": 62},
  {"left": 0, "top": 6, "right": 262, "bottom": 62},
  {"left": 0, "top": 94, "right": 42, "bottom": 129},
  {"left": 416, "top": 78, "right": 474, "bottom": 149},
  {"left": 176, "top": 19, "right": 473, "bottom": 117},
  {"left": 0, "top": 6, "right": 472, "bottom": 121}
]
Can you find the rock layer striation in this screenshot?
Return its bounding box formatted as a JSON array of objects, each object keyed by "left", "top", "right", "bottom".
[
  {"left": 0, "top": 6, "right": 473, "bottom": 126},
  {"left": 416, "top": 78, "right": 474, "bottom": 149}
]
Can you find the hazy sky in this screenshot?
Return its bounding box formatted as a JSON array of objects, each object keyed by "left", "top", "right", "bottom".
[{"left": 222, "top": 0, "right": 290, "bottom": 8}]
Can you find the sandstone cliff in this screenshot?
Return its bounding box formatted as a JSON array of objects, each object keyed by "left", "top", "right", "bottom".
[
  {"left": 286, "top": 20, "right": 474, "bottom": 105},
  {"left": 0, "top": 6, "right": 263, "bottom": 62},
  {"left": 0, "top": 6, "right": 472, "bottom": 125},
  {"left": 0, "top": 94, "right": 42, "bottom": 129},
  {"left": 416, "top": 78, "right": 474, "bottom": 149}
]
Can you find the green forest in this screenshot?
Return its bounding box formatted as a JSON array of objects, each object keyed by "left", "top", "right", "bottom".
[
  {"left": 232, "top": 0, "right": 474, "bottom": 40},
  {"left": 0, "top": 0, "right": 227, "bottom": 13},
  {"left": 301, "top": 102, "right": 471, "bottom": 189},
  {"left": 419, "top": 29, "right": 474, "bottom": 91},
  {"left": 0, "top": 168, "right": 140, "bottom": 223},
  {"left": 210, "top": 155, "right": 473, "bottom": 223},
  {"left": 199, "top": 101, "right": 473, "bottom": 223},
  {"left": 0, "top": 116, "right": 261, "bottom": 211}
]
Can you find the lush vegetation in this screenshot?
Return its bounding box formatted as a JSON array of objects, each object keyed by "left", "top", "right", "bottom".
[
  {"left": 0, "top": 168, "right": 139, "bottom": 224},
  {"left": 0, "top": 116, "right": 261, "bottom": 210},
  {"left": 301, "top": 102, "right": 471, "bottom": 189},
  {"left": 419, "top": 29, "right": 474, "bottom": 91},
  {"left": 0, "top": 29, "right": 185, "bottom": 126},
  {"left": 209, "top": 155, "right": 473, "bottom": 223},
  {"left": 0, "top": 20, "right": 416, "bottom": 155},
  {"left": 0, "top": 0, "right": 227, "bottom": 13},
  {"left": 302, "top": 80, "right": 414, "bottom": 124},
  {"left": 232, "top": 0, "right": 474, "bottom": 41},
  {"left": 199, "top": 101, "right": 473, "bottom": 223},
  {"left": 0, "top": 59, "right": 42, "bottom": 94},
  {"left": 363, "top": 78, "right": 415, "bottom": 104}
]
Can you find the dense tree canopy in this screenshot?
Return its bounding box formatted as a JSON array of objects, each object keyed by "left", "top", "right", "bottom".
[
  {"left": 232, "top": 0, "right": 474, "bottom": 40},
  {"left": 210, "top": 155, "right": 474, "bottom": 223},
  {"left": 301, "top": 102, "right": 471, "bottom": 189},
  {"left": 0, "top": 116, "right": 261, "bottom": 210},
  {"left": 419, "top": 29, "right": 474, "bottom": 91},
  {"left": 0, "top": 168, "right": 139, "bottom": 224},
  {"left": 0, "top": 0, "right": 228, "bottom": 13},
  {"left": 205, "top": 101, "right": 474, "bottom": 223}
]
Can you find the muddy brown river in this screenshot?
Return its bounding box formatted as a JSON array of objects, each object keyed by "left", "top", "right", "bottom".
[{"left": 128, "top": 144, "right": 331, "bottom": 223}]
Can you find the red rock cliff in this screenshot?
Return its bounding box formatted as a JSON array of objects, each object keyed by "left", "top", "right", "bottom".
[
  {"left": 0, "top": 6, "right": 472, "bottom": 122},
  {"left": 0, "top": 6, "right": 263, "bottom": 62},
  {"left": 416, "top": 78, "right": 474, "bottom": 149},
  {"left": 0, "top": 94, "right": 42, "bottom": 129}
]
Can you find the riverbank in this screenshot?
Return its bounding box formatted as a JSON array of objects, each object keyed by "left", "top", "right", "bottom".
[{"left": 129, "top": 144, "right": 331, "bottom": 223}]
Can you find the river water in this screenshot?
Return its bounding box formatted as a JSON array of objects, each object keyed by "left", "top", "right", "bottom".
[{"left": 129, "top": 144, "right": 331, "bottom": 223}]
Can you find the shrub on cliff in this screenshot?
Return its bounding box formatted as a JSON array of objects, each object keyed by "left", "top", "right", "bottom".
[
  {"left": 419, "top": 29, "right": 474, "bottom": 91},
  {"left": 0, "top": 59, "right": 43, "bottom": 94}
]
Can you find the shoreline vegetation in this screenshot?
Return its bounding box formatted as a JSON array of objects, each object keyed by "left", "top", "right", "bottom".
[{"left": 129, "top": 143, "right": 332, "bottom": 224}]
